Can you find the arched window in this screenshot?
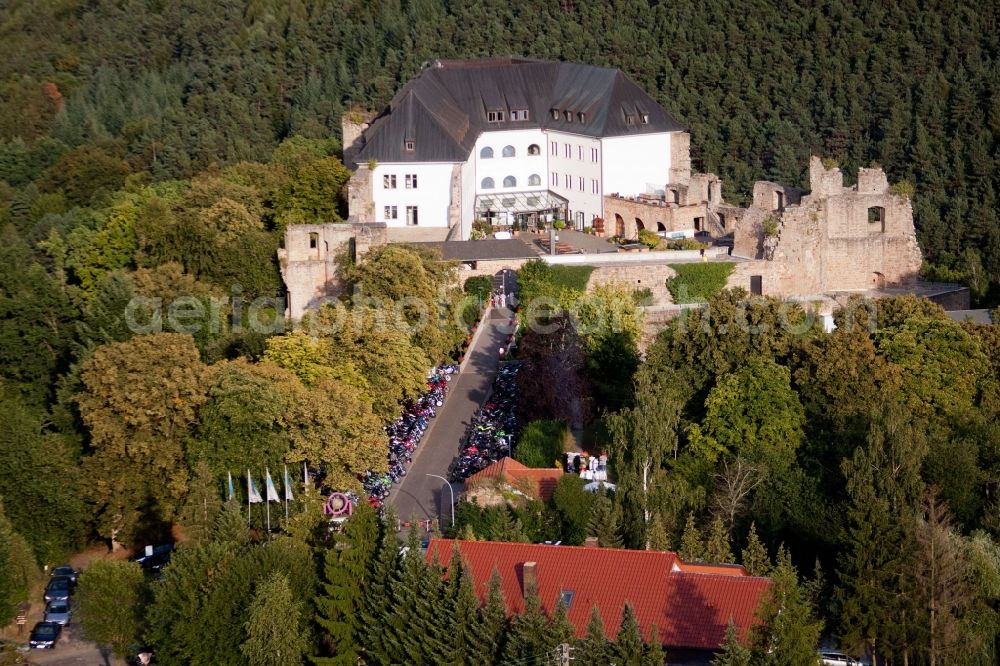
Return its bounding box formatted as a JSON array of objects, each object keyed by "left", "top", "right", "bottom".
[
  {"left": 503, "top": 176, "right": 517, "bottom": 188},
  {"left": 481, "top": 177, "right": 495, "bottom": 189},
  {"left": 480, "top": 147, "right": 494, "bottom": 159},
  {"left": 528, "top": 144, "right": 540, "bottom": 156},
  {"left": 528, "top": 174, "right": 541, "bottom": 186},
  {"left": 502, "top": 145, "right": 516, "bottom": 157}
]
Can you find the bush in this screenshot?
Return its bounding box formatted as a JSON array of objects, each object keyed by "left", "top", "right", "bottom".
[
  {"left": 553, "top": 219, "right": 566, "bottom": 230},
  {"left": 638, "top": 229, "right": 660, "bottom": 249},
  {"left": 663, "top": 237, "right": 708, "bottom": 251},
  {"left": 632, "top": 287, "right": 653, "bottom": 306},
  {"left": 762, "top": 216, "right": 780, "bottom": 238},
  {"left": 514, "top": 420, "right": 569, "bottom": 468},
  {"left": 77, "top": 560, "right": 146, "bottom": 657},
  {"left": 890, "top": 180, "right": 915, "bottom": 199},
  {"left": 464, "top": 275, "right": 492, "bottom": 301},
  {"left": 666, "top": 263, "right": 735, "bottom": 303}
]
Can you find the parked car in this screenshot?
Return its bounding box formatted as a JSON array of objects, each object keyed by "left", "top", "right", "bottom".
[
  {"left": 819, "top": 651, "right": 863, "bottom": 666},
  {"left": 133, "top": 543, "right": 174, "bottom": 573},
  {"left": 28, "top": 622, "right": 61, "bottom": 649},
  {"left": 50, "top": 565, "right": 78, "bottom": 586},
  {"left": 44, "top": 600, "right": 71, "bottom": 625},
  {"left": 44, "top": 576, "right": 72, "bottom": 603}
]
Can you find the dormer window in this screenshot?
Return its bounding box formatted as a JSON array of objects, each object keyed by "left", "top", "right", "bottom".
[
  {"left": 578, "top": 112, "right": 586, "bottom": 123},
  {"left": 551, "top": 109, "right": 560, "bottom": 120},
  {"left": 640, "top": 113, "right": 649, "bottom": 124},
  {"left": 487, "top": 110, "right": 505, "bottom": 122},
  {"left": 510, "top": 109, "right": 529, "bottom": 121},
  {"left": 404, "top": 139, "right": 415, "bottom": 151},
  {"left": 624, "top": 114, "right": 634, "bottom": 125},
  {"left": 564, "top": 110, "right": 573, "bottom": 123}
]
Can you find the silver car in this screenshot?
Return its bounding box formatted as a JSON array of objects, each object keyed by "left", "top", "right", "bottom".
[
  {"left": 44, "top": 600, "right": 71, "bottom": 625},
  {"left": 819, "top": 651, "right": 863, "bottom": 666}
]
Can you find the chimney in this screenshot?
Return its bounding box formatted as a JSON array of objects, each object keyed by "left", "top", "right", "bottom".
[
  {"left": 522, "top": 561, "right": 538, "bottom": 596},
  {"left": 584, "top": 536, "right": 599, "bottom": 548}
]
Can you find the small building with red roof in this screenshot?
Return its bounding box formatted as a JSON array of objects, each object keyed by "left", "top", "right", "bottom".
[
  {"left": 425, "top": 538, "right": 770, "bottom": 663},
  {"left": 464, "top": 457, "right": 564, "bottom": 504}
]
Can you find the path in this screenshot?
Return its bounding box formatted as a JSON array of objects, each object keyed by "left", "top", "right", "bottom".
[{"left": 390, "top": 307, "right": 515, "bottom": 529}]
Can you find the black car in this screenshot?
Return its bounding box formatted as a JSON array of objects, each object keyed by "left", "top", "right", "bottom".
[
  {"left": 134, "top": 544, "right": 174, "bottom": 572},
  {"left": 44, "top": 576, "right": 72, "bottom": 603},
  {"left": 50, "top": 565, "right": 78, "bottom": 586},
  {"left": 29, "top": 621, "right": 61, "bottom": 649}
]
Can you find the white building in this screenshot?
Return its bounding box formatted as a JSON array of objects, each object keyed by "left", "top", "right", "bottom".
[{"left": 344, "top": 58, "right": 685, "bottom": 240}]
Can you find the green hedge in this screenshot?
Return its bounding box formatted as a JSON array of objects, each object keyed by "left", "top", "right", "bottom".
[
  {"left": 550, "top": 265, "right": 595, "bottom": 292},
  {"left": 463, "top": 275, "right": 493, "bottom": 301},
  {"left": 513, "top": 419, "right": 568, "bottom": 468},
  {"left": 517, "top": 259, "right": 595, "bottom": 307},
  {"left": 666, "top": 263, "right": 735, "bottom": 303}
]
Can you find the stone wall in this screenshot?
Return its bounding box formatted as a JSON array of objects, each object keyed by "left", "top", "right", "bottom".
[
  {"left": 603, "top": 194, "right": 704, "bottom": 238},
  {"left": 279, "top": 222, "right": 387, "bottom": 320},
  {"left": 730, "top": 156, "right": 922, "bottom": 297},
  {"left": 668, "top": 131, "right": 692, "bottom": 185},
  {"left": 346, "top": 165, "right": 374, "bottom": 224}
]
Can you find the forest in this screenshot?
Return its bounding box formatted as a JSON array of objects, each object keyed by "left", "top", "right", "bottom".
[{"left": 0, "top": 0, "right": 998, "bottom": 664}]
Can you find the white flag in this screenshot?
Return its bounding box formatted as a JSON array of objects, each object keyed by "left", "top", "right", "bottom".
[
  {"left": 247, "top": 470, "right": 263, "bottom": 503},
  {"left": 265, "top": 468, "right": 280, "bottom": 502},
  {"left": 283, "top": 466, "right": 294, "bottom": 502},
  {"left": 303, "top": 462, "right": 310, "bottom": 493}
]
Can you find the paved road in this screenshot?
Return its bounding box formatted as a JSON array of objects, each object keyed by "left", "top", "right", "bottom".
[{"left": 390, "top": 307, "right": 515, "bottom": 530}]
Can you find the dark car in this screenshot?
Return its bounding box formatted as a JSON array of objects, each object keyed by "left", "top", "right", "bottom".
[
  {"left": 50, "top": 565, "right": 78, "bottom": 586},
  {"left": 29, "top": 621, "right": 61, "bottom": 649},
  {"left": 134, "top": 544, "right": 174, "bottom": 572},
  {"left": 44, "top": 576, "right": 72, "bottom": 603}
]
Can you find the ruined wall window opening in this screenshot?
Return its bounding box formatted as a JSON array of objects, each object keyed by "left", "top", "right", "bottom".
[
  {"left": 503, "top": 176, "right": 517, "bottom": 188},
  {"left": 750, "top": 275, "right": 762, "bottom": 295},
  {"left": 668, "top": 188, "right": 679, "bottom": 204},
  {"left": 480, "top": 146, "right": 494, "bottom": 159},
  {"left": 718, "top": 213, "right": 726, "bottom": 228},
  {"left": 481, "top": 177, "right": 495, "bottom": 189},
  {"left": 868, "top": 206, "right": 885, "bottom": 232},
  {"left": 308, "top": 232, "right": 318, "bottom": 250},
  {"left": 528, "top": 174, "right": 541, "bottom": 186},
  {"left": 528, "top": 144, "right": 540, "bottom": 155},
  {"left": 773, "top": 190, "right": 784, "bottom": 211},
  {"left": 502, "top": 145, "right": 516, "bottom": 158},
  {"left": 694, "top": 217, "right": 704, "bottom": 232}
]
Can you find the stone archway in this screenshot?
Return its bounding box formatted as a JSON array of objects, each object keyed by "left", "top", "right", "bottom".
[
  {"left": 656, "top": 222, "right": 666, "bottom": 232},
  {"left": 635, "top": 217, "right": 645, "bottom": 232},
  {"left": 615, "top": 214, "right": 625, "bottom": 237},
  {"left": 872, "top": 272, "right": 886, "bottom": 289}
]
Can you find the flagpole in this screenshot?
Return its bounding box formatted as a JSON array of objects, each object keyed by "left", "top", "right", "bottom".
[
  {"left": 265, "top": 468, "right": 271, "bottom": 534},
  {"left": 283, "top": 465, "right": 289, "bottom": 521},
  {"left": 246, "top": 470, "right": 251, "bottom": 525}
]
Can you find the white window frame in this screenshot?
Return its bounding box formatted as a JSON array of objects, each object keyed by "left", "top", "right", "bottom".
[
  {"left": 383, "top": 174, "right": 396, "bottom": 189},
  {"left": 384, "top": 205, "right": 398, "bottom": 220},
  {"left": 564, "top": 174, "right": 571, "bottom": 189},
  {"left": 405, "top": 174, "right": 417, "bottom": 189},
  {"left": 405, "top": 205, "right": 419, "bottom": 226}
]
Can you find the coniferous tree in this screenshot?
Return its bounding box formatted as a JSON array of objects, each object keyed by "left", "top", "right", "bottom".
[
  {"left": 712, "top": 621, "right": 752, "bottom": 666},
  {"left": 576, "top": 606, "right": 611, "bottom": 666},
  {"left": 615, "top": 604, "right": 645, "bottom": 666},
  {"left": 741, "top": 522, "right": 770, "bottom": 576},
  {"left": 362, "top": 514, "right": 400, "bottom": 663},
  {"left": 241, "top": 571, "right": 309, "bottom": 666},
  {"left": 442, "top": 548, "right": 480, "bottom": 666},
  {"left": 587, "top": 491, "right": 623, "bottom": 548},
  {"left": 645, "top": 512, "right": 671, "bottom": 552},
  {"left": 473, "top": 571, "right": 509, "bottom": 665},
  {"left": 705, "top": 515, "right": 735, "bottom": 563},
  {"left": 750, "top": 547, "right": 823, "bottom": 666},
  {"left": 314, "top": 501, "right": 379, "bottom": 665},
  {"left": 679, "top": 513, "right": 705, "bottom": 562},
  {"left": 502, "top": 591, "right": 553, "bottom": 665},
  {"left": 642, "top": 624, "right": 666, "bottom": 666}
]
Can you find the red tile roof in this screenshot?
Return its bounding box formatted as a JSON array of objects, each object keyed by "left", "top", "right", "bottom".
[
  {"left": 464, "top": 457, "right": 564, "bottom": 502},
  {"left": 426, "top": 539, "right": 770, "bottom": 651}
]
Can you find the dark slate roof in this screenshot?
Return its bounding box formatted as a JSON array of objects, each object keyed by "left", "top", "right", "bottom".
[
  {"left": 404, "top": 239, "right": 540, "bottom": 262},
  {"left": 946, "top": 309, "right": 994, "bottom": 325},
  {"left": 351, "top": 58, "right": 685, "bottom": 165}
]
